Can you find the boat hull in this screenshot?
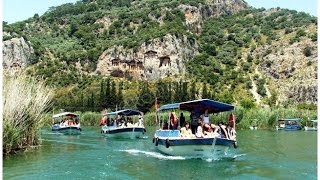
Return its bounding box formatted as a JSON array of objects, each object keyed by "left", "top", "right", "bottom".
[
  {"left": 249, "top": 126, "right": 257, "bottom": 130},
  {"left": 304, "top": 127, "right": 317, "bottom": 131},
  {"left": 102, "top": 127, "right": 146, "bottom": 139},
  {"left": 52, "top": 126, "right": 81, "bottom": 135},
  {"left": 276, "top": 125, "right": 302, "bottom": 131},
  {"left": 153, "top": 137, "right": 237, "bottom": 158}
]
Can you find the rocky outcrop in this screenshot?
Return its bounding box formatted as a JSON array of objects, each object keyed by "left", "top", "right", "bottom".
[
  {"left": 255, "top": 38, "right": 317, "bottom": 103},
  {"left": 178, "top": 0, "right": 248, "bottom": 33},
  {"left": 3, "top": 37, "right": 34, "bottom": 69},
  {"left": 96, "top": 34, "right": 198, "bottom": 80}
]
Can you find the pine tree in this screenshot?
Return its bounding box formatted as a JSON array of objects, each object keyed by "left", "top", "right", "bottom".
[
  {"left": 189, "top": 81, "right": 197, "bottom": 100},
  {"left": 202, "top": 83, "right": 208, "bottom": 99},
  {"left": 117, "top": 81, "right": 124, "bottom": 110},
  {"left": 168, "top": 81, "right": 172, "bottom": 103},
  {"left": 155, "top": 80, "right": 164, "bottom": 103},
  {"left": 100, "top": 80, "right": 105, "bottom": 109},
  {"left": 105, "top": 78, "right": 111, "bottom": 109},
  {"left": 181, "top": 81, "right": 189, "bottom": 101},
  {"left": 91, "top": 92, "right": 95, "bottom": 111},
  {"left": 110, "top": 80, "right": 117, "bottom": 110},
  {"left": 173, "top": 81, "right": 180, "bottom": 102},
  {"left": 137, "top": 82, "right": 154, "bottom": 113}
]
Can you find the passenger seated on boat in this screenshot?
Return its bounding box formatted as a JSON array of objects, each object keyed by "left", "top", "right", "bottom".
[
  {"left": 68, "top": 120, "right": 75, "bottom": 126},
  {"left": 180, "top": 122, "right": 194, "bottom": 138},
  {"left": 210, "top": 124, "right": 220, "bottom": 137},
  {"left": 203, "top": 123, "right": 212, "bottom": 137},
  {"left": 127, "top": 122, "right": 133, "bottom": 127},
  {"left": 196, "top": 120, "right": 205, "bottom": 138},
  {"left": 162, "top": 122, "right": 169, "bottom": 130},
  {"left": 218, "top": 122, "right": 229, "bottom": 139},
  {"left": 60, "top": 120, "right": 65, "bottom": 127},
  {"left": 227, "top": 124, "right": 237, "bottom": 140},
  {"left": 170, "top": 112, "right": 178, "bottom": 130}
]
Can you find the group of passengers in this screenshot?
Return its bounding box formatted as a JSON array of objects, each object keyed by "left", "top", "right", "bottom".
[
  {"left": 161, "top": 111, "right": 236, "bottom": 140},
  {"left": 99, "top": 114, "right": 144, "bottom": 127},
  {"left": 60, "top": 117, "right": 79, "bottom": 127}
]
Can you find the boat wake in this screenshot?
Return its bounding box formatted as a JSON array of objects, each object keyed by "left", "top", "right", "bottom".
[
  {"left": 119, "top": 149, "right": 186, "bottom": 160},
  {"left": 120, "top": 149, "right": 246, "bottom": 161}
]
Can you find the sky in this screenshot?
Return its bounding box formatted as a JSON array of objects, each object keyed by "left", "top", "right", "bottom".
[
  {"left": 2, "top": 0, "right": 318, "bottom": 24},
  {"left": 245, "top": 0, "right": 317, "bottom": 16}
]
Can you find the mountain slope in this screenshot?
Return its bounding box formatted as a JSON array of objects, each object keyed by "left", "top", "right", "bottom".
[{"left": 2, "top": 0, "right": 317, "bottom": 108}]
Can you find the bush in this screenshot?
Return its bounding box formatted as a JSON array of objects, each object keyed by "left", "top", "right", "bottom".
[
  {"left": 80, "top": 112, "right": 102, "bottom": 126},
  {"left": 303, "top": 46, "right": 312, "bottom": 57}
]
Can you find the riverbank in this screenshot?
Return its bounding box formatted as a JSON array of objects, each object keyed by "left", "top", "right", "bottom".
[{"left": 44, "top": 107, "right": 316, "bottom": 130}]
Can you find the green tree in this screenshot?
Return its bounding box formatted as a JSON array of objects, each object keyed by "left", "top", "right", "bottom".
[
  {"left": 137, "top": 82, "right": 154, "bottom": 113},
  {"left": 100, "top": 80, "right": 105, "bottom": 108},
  {"left": 189, "top": 81, "right": 197, "bottom": 100},
  {"left": 110, "top": 80, "right": 117, "bottom": 110},
  {"left": 202, "top": 83, "right": 208, "bottom": 99},
  {"left": 104, "top": 78, "right": 111, "bottom": 109},
  {"left": 117, "top": 81, "right": 124, "bottom": 109}
]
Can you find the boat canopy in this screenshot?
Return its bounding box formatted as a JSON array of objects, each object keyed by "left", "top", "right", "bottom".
[
  {"left": 158, "top": 99, "right": 234, "bottom": 114},
  {"left": 278, "top": 118, "right": 301, "bottom": 121},
  {"left": 104, "top": 109, "right": 142, "bottom": 116},
  {"left": 53, "top": 112, "right": 79, "bottom": 118}
]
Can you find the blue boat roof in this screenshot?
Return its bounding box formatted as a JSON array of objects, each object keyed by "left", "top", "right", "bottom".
[
  {"left": 103, "top": 109, "right": 142, "bottom": 116},
  {"left": 278, "top": 118, "right": 301, "bottom": 121},
  {"left": 158, "top": 99, "right": 234, "bottom": 114}
]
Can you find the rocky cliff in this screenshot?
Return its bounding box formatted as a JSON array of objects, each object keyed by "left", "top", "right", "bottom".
[
  {"left": 96, "top": 34, "right": 198, "bottom": 80},
  {"left": 253, "top": 26, "right": 317, "bottom": 104},
  {"left": 3, "top": 36, "right": 34, "bottom": 69},
  {"left": 178, "top": 0, "right": 248, "bottom": 33}
]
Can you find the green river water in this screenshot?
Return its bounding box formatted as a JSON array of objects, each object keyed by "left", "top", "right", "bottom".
[{"left": 3, "top": 126, "right": 317, "bottom": 180}]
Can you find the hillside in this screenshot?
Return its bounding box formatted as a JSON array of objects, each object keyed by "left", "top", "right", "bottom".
[{"left": 2, "top": 0, "right": 317, "bottom": 112}]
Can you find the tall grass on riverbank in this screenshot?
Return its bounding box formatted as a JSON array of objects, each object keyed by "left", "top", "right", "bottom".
[{"left": 3, "top": 71, "right": 53, "bottom": 155}]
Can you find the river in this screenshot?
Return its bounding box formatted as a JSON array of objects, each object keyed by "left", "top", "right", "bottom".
[{"left": 3, "top": 126, "right": 317, "bottom": 179}]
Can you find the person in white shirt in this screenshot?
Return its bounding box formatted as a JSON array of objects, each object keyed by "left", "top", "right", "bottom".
[
  {"left": 138, "top": 114, "right": 144, "bottom": 127},
  {"left": 180, "top": 122, "right": 194, "bottom": 138},
  {"left": 196, "top": 120, "right": 204, "bottom": 138}
]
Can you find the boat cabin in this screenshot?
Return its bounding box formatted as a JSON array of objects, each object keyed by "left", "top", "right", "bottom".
[
  {"left": 276, "top": 118, "right": 302, "bottom": 131},
  {"left": 100, "top": 109, "right": 146, "bottom": 138},
  {"left": 52, "top": 112, "right": 80, "bottom": 126}
]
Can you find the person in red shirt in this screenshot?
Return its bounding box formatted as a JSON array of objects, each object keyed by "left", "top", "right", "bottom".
[
  {"left": 229, "top": 113, "right": 235, "bottom": 129},
  {"left": 99, "top": 116, "right": 108, "bottom": 126},
  {"left": 170, "top": 112, "right": 178, "bottom": 130}
]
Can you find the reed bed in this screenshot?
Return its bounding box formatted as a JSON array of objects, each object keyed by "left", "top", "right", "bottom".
[
  {"left": 3, "top": 71, "right": 53, "bottom": 155},
  {"left": 80, "top": 111, "right": 103, "bottom": 126}
]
